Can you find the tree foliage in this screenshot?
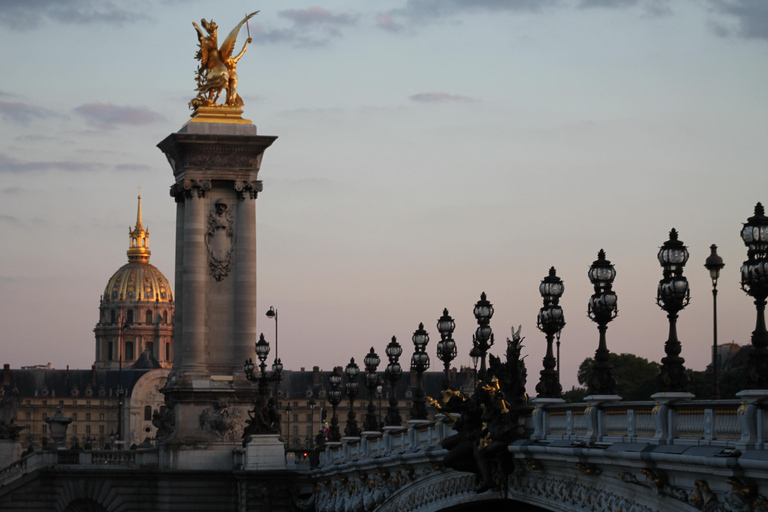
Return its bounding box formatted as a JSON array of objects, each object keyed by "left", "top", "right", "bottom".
[{"left": 577, "top": 353, "right": 659, "bottom": 400}]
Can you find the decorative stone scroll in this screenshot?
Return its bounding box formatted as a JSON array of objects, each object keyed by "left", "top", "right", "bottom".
[
  {"left": 234, "top": 180, "right": 262, "bottom": 199},
  {"left": 205, "top": 199, "right": 234, "bottom": 282},
  {"left": 169, "top": 179, "right": 212, "bottom": 202}
]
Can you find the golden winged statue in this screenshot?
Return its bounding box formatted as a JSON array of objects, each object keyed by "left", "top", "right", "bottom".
[{"left": 189, "top": 12, "right": 259, "bottom": 110}]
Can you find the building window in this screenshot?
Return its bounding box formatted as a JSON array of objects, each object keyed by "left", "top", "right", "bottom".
[
  {"left": 108, "top": 342, "right": 113, "bottom": 361},
  {"left": 306, "top": 414, "right": 312, "bottom": 422},
  {"left": 146, "top": 341, "right": 154, "bottom": 356},
  {"left": 86, "top": 413, "right": 91, "bottom": 421},
  {"left": 86, "top": 425, "right": 91, "bottom": 434},
  {"left": 59, "top": 400, "right": 64, "bottom": 406},
  {"left": 25, "top": 412, "right": 30, "bottom": 420},
  {"left": 99, "top": 425, "right": 105, "bottom": 434},
  {"left": 293, "top": 426, "right": 298, "bottom": 435},
  {"left": 145, "top": 310, "right": 153, "bottom": 324},
  {"left": 72, "top": 413, "right": 78, "bottom": 421},
  {"left": 99, "top": 413, "right": 104, "bottom": 421},
  {"left": 144, "top": 406, "right": 152, "bottom": 421},
  {"left": 163, "top": 310, "right": 168, "bottom": 323},
  {"left": 111, "top": 310, "right": 116, "bottom": 324},
  {"left": 127, "top": 310, "right": 134, "bottom": 324},
  {"left": 73, "top": 425, "right": 77, "bottom": 435},
  {"left": 125, "top": 341, "right": 134, "bottom": 361},
  {"left": 293, "top": 414, "right": 298, "bottom": 422},
  {"left": 41, "top": 413, "right": 46, "bottom": 420},
  {"left": 165, "top": 342, "right": 170, "bottom": 361}
]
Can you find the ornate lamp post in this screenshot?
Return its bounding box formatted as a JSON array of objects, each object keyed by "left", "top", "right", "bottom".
[
  {"left": 704, "top": 244, "right": 725, "bottom": 398},
  {"left": 384, "top": 336, "right": 403, "bottom": 427},
  {"left": 243, "top": 333, "right": 284, "bottom": 437},
  {"left": 308, "top": 396, "right": 316, "bottom": 448},
  {"left": 344, "top": 358, "right": 361, "bottom": 437},
  {"left": 410, "top": 323, "right": 431, "bottom": 420},
  {"left": 265, "top": 306, "right": 280, "bottom": 407},
  {"left": 472, "top": 292, "right": 495, "bottom": 380},
  {"left": 536, "top": 267, "right": 565, "bottom": 398},
  {"left": 656, "top": 229, "right": 691, "bottom": 393},
  {"left": 587, "top": 250, "right": 619, "bottom": 395},
  {"left": 327, "top": 368, "right": 343, "bottom": 442},
  {"left": 740, "top": 203, "right": 768, "bottom": 389},
  {"left": 363, "top": 347, "right": 381, "bottom": 432},
  {"left": 436, "top": 309, "right": 457, "bottom": 390}
]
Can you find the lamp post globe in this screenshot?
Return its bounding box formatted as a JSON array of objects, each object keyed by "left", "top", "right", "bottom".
[
  {"left": 741, "top": 203, "right": 768, "bottom": 389},
  {"left": 328, "top": 368, "right": 343, "bottom": 442},
  {"left": 587, "top": 250, "right": 619, "bottom": 396}
]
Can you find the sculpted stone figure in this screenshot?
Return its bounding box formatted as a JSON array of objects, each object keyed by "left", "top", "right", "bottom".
[
  {"left": 190, "top": 12, "right": 258, "bottom": 109},
  {"left": 0, "top": 387, "right": 24, "bottom": 440}
]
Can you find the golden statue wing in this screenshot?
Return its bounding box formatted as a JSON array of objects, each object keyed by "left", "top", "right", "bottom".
[
  {"left": 220, "top": 11, "right": 259, "bottom": 60},
  {"left": 192, "top": 22, "right": 209, "bottom": 64}
]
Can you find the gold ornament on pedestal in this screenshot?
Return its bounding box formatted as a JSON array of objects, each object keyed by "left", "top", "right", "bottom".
[{"left": 188, "top": 12, "right": 259, "bottom": 124}]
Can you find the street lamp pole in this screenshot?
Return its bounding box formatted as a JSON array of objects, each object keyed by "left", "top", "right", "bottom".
[
  {"left": 536, "top": 267, "right": 565, "bottom": 398},
  {"left": 384, "top": 336, "right": 403, "bottom": 427},
  {"left": 587, "top": 250, "right": 619, "bottom": 395},
  {"left": 344, "top": 358, "right": 361, "bottom": 437},
  {"left": 436, "top": 309, "right": 457, "bottom": 390},
  {"left": 705, "top": 244, "right": 725, "bottom": 399},
  {"left": 410, "top": 323, "right": 430, "bottom": 420},
  {"left": 266, "top": 306, "right": 279, "bottom": 407},
  {"left": 472, "top": 293, "right": 495, "bottom": 381},
  {"left": 363, "top": 348, "right": 381, "bottom": 432},
  {"left": 740, "top": 203, "right": 768, "bottom": 389},
  {"left": 656, "top": 229, "right": 691, "bottom": 393},
  {"left": 328, "top": 368, "right": 342, "bottom": 442}
]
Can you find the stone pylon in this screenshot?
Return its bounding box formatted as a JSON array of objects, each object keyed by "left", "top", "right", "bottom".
[{"left": 156, "top": 110, "right": 277, "bottom": 469}]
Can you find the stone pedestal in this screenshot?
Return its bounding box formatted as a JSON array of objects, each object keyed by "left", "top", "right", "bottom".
[
  {"left": 243, "top": 435, "right": 287, "bottom": 471},
  {"left": 156, "top": 117, "right": 277, "bottom": 470},
  {"left": 0, "top": 439, "right": 21, "bottom": 469}
]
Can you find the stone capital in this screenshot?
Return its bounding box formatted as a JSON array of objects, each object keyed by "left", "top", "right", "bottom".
[{"left": 234, "top": 180, "right": 263, "bottom": 200}]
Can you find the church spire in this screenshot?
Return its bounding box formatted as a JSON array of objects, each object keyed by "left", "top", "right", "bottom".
[{"left": 127, "top": 193, "right": 150, "bottom": 263}]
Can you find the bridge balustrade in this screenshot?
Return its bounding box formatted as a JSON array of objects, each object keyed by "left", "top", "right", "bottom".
[{"left": 531, "top": 399, "right": 759, "bottom": 447}]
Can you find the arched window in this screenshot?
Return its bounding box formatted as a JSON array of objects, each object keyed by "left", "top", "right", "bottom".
[
  {"left": 162, "top": 310, "right": 168, "bottom": 323},
  {"left": 145, "top": 310, "right": 153, "bottom": 324},
  {"left": 126, "top": 310, "right": 133, "bottom": 324},
  {"left": 144, "top": 405, "right": 152, "bottom": 421},
  {"left": 110, "top": 310, "right": 116, "bottom": 324}
]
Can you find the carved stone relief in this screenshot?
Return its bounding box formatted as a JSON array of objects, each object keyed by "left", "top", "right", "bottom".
[{"left": 205, "top": 199, "right": 234, "bottom": 282}]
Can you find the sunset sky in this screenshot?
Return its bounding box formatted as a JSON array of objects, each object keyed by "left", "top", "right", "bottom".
[{"left": 1, "top": 0, "right": 766, "bottom": 394}]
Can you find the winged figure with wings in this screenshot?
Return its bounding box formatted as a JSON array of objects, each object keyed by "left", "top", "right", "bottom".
[{"left": 190, "top": 12, "right": 259, "bottom": 109}]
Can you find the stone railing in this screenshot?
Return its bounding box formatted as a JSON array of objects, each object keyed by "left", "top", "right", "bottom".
[
  {"left": 316, "top": 418, "right": 452, "bottom": 469},
  {"left": 529, "top": 398, "right": 764, "bottom": 448},
  {"left": 0, "top": 449, "right": 160, "bottom": 489}
]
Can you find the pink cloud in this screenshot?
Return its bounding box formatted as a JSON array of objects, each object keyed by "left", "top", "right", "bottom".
[{"left": 74, "top": 102, "right": 165, "bottom": 128}]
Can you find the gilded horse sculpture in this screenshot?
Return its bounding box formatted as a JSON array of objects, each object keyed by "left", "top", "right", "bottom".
[{"left": 190, "top": 11, "right": 258, "bottom": 110}]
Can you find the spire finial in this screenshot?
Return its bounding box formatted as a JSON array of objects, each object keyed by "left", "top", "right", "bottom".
[
  {"left": 127, "top": 192, "right": 150, "bottom": 263},
  {"left": 135, "top": 188, "right": 143, "bottom": 229}
]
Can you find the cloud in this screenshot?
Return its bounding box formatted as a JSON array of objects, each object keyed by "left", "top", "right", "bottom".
[
  {"left": 392, "top": 0, "right": 558, "bottom": 23},
  {"left": 0, "top": 0, "right": 147, "bottom": 30},
  {"left": 375, "top": 13, "right": 405, "bottom": 33},
  {"left": 410, "top": 92, "right": 475, "bottom": 103},
  {"left": 250, "top": 7, "right": 358, "bottom": 48},
  {"left": 708, "top": 0, "right": 768, "bottom": 40},
  {"left": 0, "top": 90, "right": 18, "bottom": 98},
  {"left": 0, "top": 214, "right": 21, "bottom": 225},
  {"left": 0, "top": 186, "right": 25, "bottom": 195},
  {"left": 0, "top": 153, "right": 100, "bottom": 174},
  {"left": 278, "top": 6, "right": 355, "bottom": 26},
  {"left": 74, "top": 102, "right": 165, "bottom": 128},
  {"left": 0, "top": 101, "right": 57, "bottom": 124},
  {"left": 578, "top": 0, "right": 638, "bottom": 7},
  {"left": 115, "top": 163, "right": 151, "bottom": 172}
]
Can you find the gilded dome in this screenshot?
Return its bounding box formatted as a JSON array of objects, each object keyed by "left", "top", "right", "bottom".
[
  {"left": 103, "top": 261, "right": 172, "bottom": 303},
  {"left": 102, "top": 194, "right": 173, "bottom": 304}
]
